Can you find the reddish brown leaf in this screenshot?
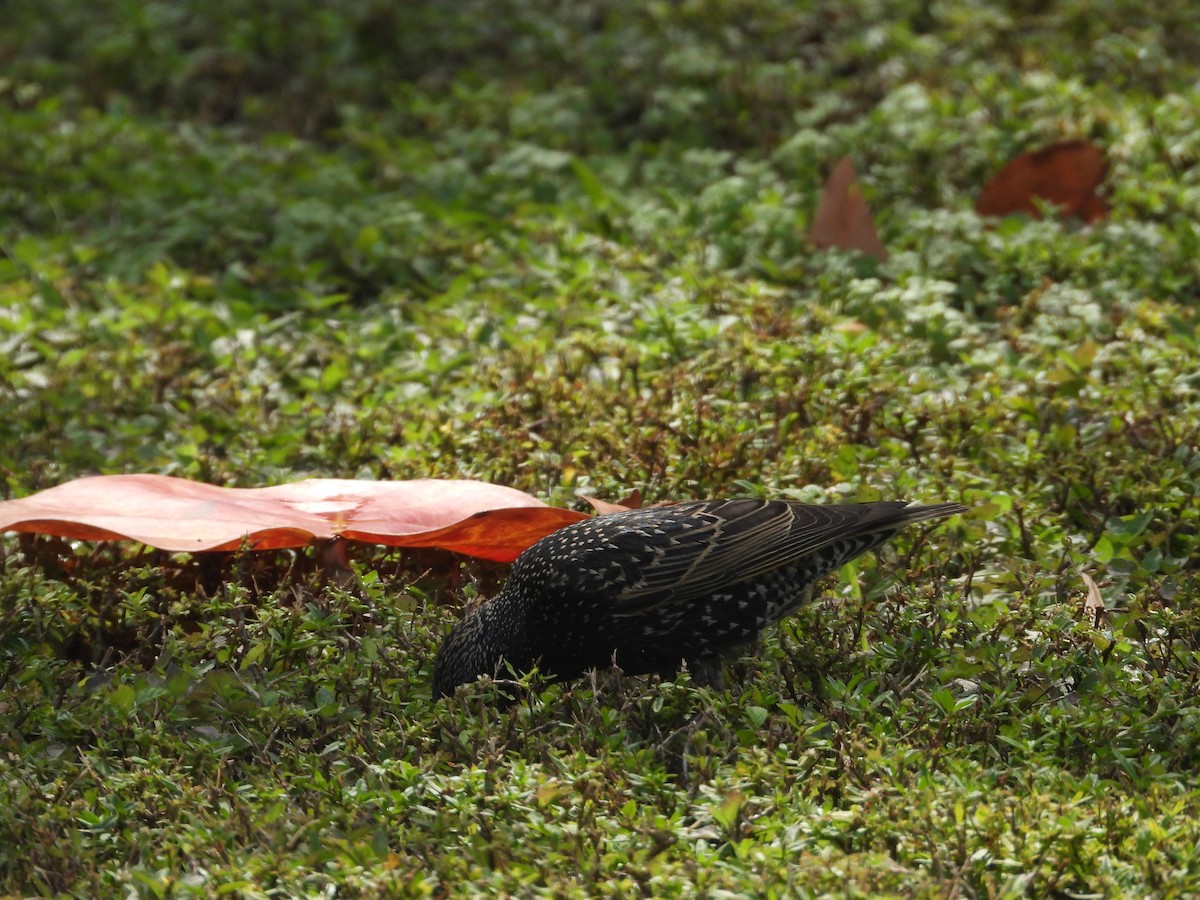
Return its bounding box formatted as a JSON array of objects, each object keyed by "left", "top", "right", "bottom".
[
  {"left": 810, "top": 156, "right": 888, "bottom": 261},
  {"left": 1075, "top": 192, "right": 1109, "bottom": 223},
  {"left": 358, "top": 507, "right": 588, "bottom": 563},
  {"left": 975, "top": 140, "right": 1108, "bottom": 222},
  {"left": 580, "top": 490, "right": 644, "bottom": 515},
  {"left": 615, "top": 489, "right": 644, "bottom": 510},
  {"left": 0, "top": 475, "right": 588, "bottom": 561}
]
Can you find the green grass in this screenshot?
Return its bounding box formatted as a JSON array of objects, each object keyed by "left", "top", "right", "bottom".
[{"left": 2, "top": 0, "right": 1200, "bottom": 895}]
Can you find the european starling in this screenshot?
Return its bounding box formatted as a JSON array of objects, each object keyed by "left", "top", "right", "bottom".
[{"left": 433, "top": 498, "right": 965, "bottom": 697}]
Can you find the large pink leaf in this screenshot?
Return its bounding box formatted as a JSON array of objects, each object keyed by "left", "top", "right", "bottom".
[{"left": 0, "top": 475, "right": 589, "bottom": 562}]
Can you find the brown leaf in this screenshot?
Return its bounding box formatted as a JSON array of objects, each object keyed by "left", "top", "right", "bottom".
[
  {"left": 810, "top": 156, "right": 888, "bottom": 261},
  {"left": 362, "top": 506, "right": 587, "bottom": 563},
  {"left": 975, "top": 141, "right": 1108, "bottom": 222},
  {"left": 580, "top": 490, "right": 644, "bottom": 515},
  {"left": 616, "top": 489, "right": 644, "bottom": 510},
  {"left": 0, "top": 475, "right": 589, "bottom": 562}
]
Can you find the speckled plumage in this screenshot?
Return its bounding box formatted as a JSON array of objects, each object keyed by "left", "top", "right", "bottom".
[{"left": 433, "top": 498, "right": 965, "bottom": 697}]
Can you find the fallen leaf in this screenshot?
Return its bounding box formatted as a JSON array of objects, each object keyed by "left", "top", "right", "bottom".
[
  {"left": 975, "top": 140, "right": 1108, "bottom": 222},
  {"left": 580, "top": 490, "right": 643, "bottom": 515},
  {"left": 810, "top": 156, "right": 888, "bottom": 261},
  {"left": 351, "top": 506, "right": 587, "bottom": 563},
  {"left": 0, "top": 475, "right": 589, "bottom": 562},
  {"left": 616, "top": 489, "right": 644, "bottom": 510}
]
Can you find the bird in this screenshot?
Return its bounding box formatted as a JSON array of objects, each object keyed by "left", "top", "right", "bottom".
[{"left": 432, "top": 498, "right": 966, "bottom": 697}]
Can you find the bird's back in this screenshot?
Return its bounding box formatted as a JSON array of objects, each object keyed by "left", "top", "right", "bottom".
[{"left": 498, "top": 498, "right": 964, "bottom": 682}]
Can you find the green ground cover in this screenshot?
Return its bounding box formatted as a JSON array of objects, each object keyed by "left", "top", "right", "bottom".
[{"left": 2, "top": 0, "right": 1199, "bottom": 895}]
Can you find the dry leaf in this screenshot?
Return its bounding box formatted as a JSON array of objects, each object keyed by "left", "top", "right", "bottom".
[
  {"left": 357, "top": 506, "right": 586, "bottom": 562},
  {"left": 1079, "top": 570, "right": 1108, "bottom": 626},
  {"left": 580, "top": 490, "right": 644, "bottom": 515},
  {"left": 810, "top": 156, "right": 888, "bottom": 261},
  {"left": 975, "top": 140, "right": 1108, "bottom": 222}
]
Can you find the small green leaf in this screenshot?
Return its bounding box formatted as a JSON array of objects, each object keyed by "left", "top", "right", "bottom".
[
  {"left": 745, "top": 705, "right": 769, "bottom": 728},
  {"left": 240, "top": 641, "right": 268, "bottom": 670},
  {"left": 109, "top": 683, "right": 136, "bottom": 717}
]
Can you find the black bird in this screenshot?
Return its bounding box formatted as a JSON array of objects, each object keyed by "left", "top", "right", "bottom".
[{"left": 433, "top": 498, "right": 965, "bottom": 697}]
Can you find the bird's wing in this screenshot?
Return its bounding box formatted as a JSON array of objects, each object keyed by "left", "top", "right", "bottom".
[{"left": 605, "top": 499, "right": 960, "bottom": 615}]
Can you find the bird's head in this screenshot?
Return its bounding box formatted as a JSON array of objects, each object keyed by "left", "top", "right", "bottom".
[{"left": 432, "top": 604, "right": 503, "bottom": 699}]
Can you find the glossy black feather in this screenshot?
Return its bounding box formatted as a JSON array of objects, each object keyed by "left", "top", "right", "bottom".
[{"left": 433, "top": 499, "right": 965, "bottom": 697}]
